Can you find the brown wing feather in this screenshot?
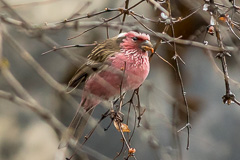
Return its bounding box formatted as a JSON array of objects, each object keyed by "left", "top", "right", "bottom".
[
  {"left": 67, "top": 36, "right": 124, "bottom": 91},
  {"left": 88, "top": 36, "right": 122, "bottom": 62}
]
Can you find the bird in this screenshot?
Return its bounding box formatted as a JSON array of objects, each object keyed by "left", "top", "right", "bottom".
[{"left": 59, "top": 31, "right": 153, "bottom": 148}]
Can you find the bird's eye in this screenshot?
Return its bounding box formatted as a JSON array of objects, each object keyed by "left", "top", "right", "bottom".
[{"left": 132, "top": 37, "right": 138, "bottom": 41}]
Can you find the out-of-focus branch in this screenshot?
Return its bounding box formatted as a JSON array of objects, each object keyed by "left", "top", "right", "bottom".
[
  {"left": 0, "top": 60, "right": 113, "bottom": 158},
  {"left": 3, "top": 30, "right": 65, "bottom": 93},
  {"left": 2, "top": 29, "right": 103, "bottom": 132},
  {"left": 0, "top": 91, "right": 112, "bottom": 160},
  {"left": 2, "top": 30, "right": 78, "bottom": 107},
  {"left": 0, "top": 66, "right": 64, "bottom": 138},
  {"left": 0, "top": 0, "right": 31, "bottom": 28},
  {"left": 0, "top": 0, "right": 59, "bottom": 9},
  {"left": 73, "top": 141, "right": 112, "bottom": 160},
  {"left": 0, "top": 19, "right": 2, "bottom": 61}
]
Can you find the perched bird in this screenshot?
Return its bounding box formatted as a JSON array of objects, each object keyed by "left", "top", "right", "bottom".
[{"left": 59, "top": 31, "right": 153, "bottom": 148}]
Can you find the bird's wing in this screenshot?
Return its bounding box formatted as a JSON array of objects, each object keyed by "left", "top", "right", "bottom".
[{"left": 67, "top": 36, "right": 123, "bottom": 91}]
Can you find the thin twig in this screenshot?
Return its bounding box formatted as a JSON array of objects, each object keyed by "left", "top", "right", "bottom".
[
  {"left": 226, "top": 20, "right": 240, "bottom": 40},
  {"left": 119, "top": 0, "right": 130, "bottom": 33},
  {"left": 167, "top": 0, "right": 191, "bottom": 150},
  {"left": 67, "top": 0, "right": 145, "bottom": 40},
  {"left": 118, "top": 123, "right": 137, "bottom": 160},
  {"left": 41, "top": 42, "right": 97, "bottom": 55},
  {"left": 1, "top": 15, "right": 237, "bottom": 52},
  {"left": 58, "top": 8, "right": 119, "bottom": 24},
  {"left": 176, "top": 6, "right": 202, "bottom": 22},
  {"left": 130, "top": 14, "right": 157, "bottom": 35},
  {"left": 154, "top": 51, "right": 176, "bottom": 72}
]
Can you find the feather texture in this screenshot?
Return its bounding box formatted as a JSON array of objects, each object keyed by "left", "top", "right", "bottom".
[{"left": 67, "top": 36, "right": 125, "bottom": 90}]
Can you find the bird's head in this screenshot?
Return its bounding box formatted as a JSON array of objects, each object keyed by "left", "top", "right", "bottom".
[{"left": 118, "top": 31, "right": 154, "bottom": 53}]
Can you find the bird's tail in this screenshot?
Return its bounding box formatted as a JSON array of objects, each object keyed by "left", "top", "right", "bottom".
[{"left": 58, "top": 108, "right": 94, "bottom": 149}]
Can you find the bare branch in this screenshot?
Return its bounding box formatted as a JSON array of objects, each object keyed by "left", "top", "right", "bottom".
[
  {"left": 147, "top": 0, "right": 170, "bottom": 17},
  {"left": 0, "top": 68, "right": 64, "bottom": 138},
  {"left": 41, "top": 42, "right": 97, "bottom": 55}
]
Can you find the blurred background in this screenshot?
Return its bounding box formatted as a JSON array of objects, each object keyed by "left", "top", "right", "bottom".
[{"left": 0, "top": 0, "right": 240, "bottom": 160}]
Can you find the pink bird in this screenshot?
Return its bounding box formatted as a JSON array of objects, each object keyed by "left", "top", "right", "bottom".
[{"left": 59, "top": 31, "right": 153, "bottom": 148}]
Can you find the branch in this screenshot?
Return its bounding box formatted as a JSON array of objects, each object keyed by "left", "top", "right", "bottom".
[
  {"left": 147, "top": 0, "right": 170, "bottom": 17},
  {"left": 41, "top": 42, "right": 97, "bottom": 55},
  {"left": 0, "top": 67, "right": 65, "bottom": 138},
  {"left": 211, "top": 5, "right": 240, "bottom": 106},
  {"left": 166, "top": 0, "right": 191, "bottom": 149},
  {"left": 1, "top": 14, "right": 237, "bottom": 53},
  {"left": 119, "top": 0, "right": 129, "bottom": 33}
]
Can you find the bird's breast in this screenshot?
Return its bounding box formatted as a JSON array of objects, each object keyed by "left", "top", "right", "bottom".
[
  {"left": 83, "top": 51, "right": 150, "bottom": 101},
  {"left": 109, "top": 51, "right": 150, "bottom": 90}
]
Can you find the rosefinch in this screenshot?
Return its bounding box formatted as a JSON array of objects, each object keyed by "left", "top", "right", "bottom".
[{"left": 59, "top": 31, "right": 153, "bottom": 148}]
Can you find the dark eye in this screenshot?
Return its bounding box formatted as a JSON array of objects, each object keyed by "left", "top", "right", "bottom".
[{"left": 132, "top": 37, "right": 138, "bottom": 41}]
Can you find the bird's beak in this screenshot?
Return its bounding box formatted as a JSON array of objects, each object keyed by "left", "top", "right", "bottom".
[{"left": 141, "top": 40, "right": 154, "bottom": 53}]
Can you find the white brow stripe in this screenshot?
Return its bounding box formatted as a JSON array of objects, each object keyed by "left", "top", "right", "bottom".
[{"left": 117, "top": 32, "right": 127, "bottom": 38}]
